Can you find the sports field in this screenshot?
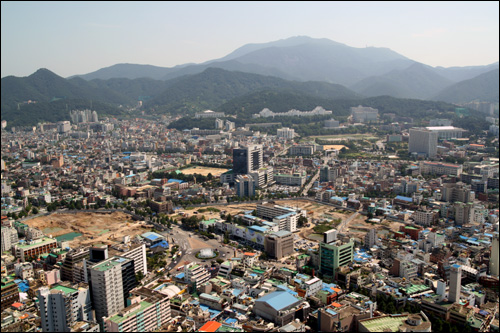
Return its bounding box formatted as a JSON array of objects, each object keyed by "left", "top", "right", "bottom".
[{"left": 180, "top": 166, "right": 229, "bottom": 177}]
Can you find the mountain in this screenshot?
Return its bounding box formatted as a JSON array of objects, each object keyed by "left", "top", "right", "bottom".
[
  {"left": 73, "top": 36, "right": 415, "bottom": 86},
  {"left": 350, "top": 63, "right": 453, "bottom": 99},
  {"left": 1, "top": 68, "right": 131, "bottom": 107},
  {"left": 147, "top": 67, "right": 361, "bottom": 114},
  {"left": 433, "top": 62, "right": 499, "bottom": 82},
  {"left": 431, "top": 69, "right": 500, "bottom": 103},
  {"left": 1, "top": 69, "right": 129, "bottom": 128},
  {"left": 71, "top": 63, "right": 173, "bottom": 81}
]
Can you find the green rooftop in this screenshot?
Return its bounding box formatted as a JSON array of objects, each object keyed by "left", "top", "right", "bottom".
[
  {"left": 16, "top": 238, "right": 57, "bottom": 249},
  {"left": 93, "top": 257, "right": 127, "bottom": 272},
  {"left": 109, "top": 301, "right": 152, "bottom": 324},
  {"left": 403, "top": 284, "right": 430, "bottom": 295},
  {"left": 359, "top": 315, "right": 409, "bottom": 332},
  {"left": 51, "top": 285, "right": 77, "bottom": 295}
]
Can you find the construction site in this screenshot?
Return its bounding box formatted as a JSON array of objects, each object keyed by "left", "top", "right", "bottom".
[{"left": 26, "top": 211, "right": 152, "bottom": 247}]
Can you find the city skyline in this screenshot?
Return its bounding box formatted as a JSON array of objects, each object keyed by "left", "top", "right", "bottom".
[{"left": 1, "top": 1, "right": 499, "bottom": 78}]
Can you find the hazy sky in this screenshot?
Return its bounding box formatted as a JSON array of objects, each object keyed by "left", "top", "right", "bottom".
[{"left": 2, "top": 1, "right": 498, "bottom": 78}]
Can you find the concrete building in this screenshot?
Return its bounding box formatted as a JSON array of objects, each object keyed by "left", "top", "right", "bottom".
[
  {"left": 449, "top": 264, "right": 462, "bottom": 303},
  {"left": 103, "top": 287, "right": 171, "bottom": 332},
  {"left": 453, "top": 202, "right": 475, "bottom": 225},
  {"left": 324, "top": 119, "right": 340, "bottom": 128},
  {"left": 195, "top": 110, "right": 225, "bottom": 118},
  {"left": 1, "top": 226, "right": 18, "bottom": 252},
  {"left": 37, "top": 283, "right": 93, "bottom": 332},
  {"left": 409, "top": 128, "right": 438, "bottom": 158},
  {"left": 351, "top": 105, "right": 379, "bottom": 123},
  {"left": 274, "top": 172, "right": 306, "bottom": 186},
  {"left": 420, "top": 161, "right": 463, "bottom": 176},
  {"left": 277, "top": 127, "right": 295, "bottom": 139},
  {"left": 288, "top": 145, "right": 315, "bottom": 156},
  {"left": 264, "top": 230, "right": 294, "bottom": 259},
  {"left": 232, "top": 145, "right": 263, "bottom": 175},
  {"left": 184, "top": 263, "right": 211, "bottom": 289},
  {"left": 235, "top": 174, "right": 255, "bottom": 198},
  {"left": 1, "top": 278, "right": 19, "bottom": 312},
  {"left": 324, "top": 229, "right": 338, "bottom": 244},
  {"left": 425, "top": 126, "right": 467, "bottom": 140},
  {"left": 320, "top": 240, "right": 354, "bottom": 277},
  {"left": 257, "top": 203, "right": 306, "bottom": 232},
  {"left": 13, "top": 237, "right": 58, "bottom": 261},
  {"left": 253, "top": 290, "right": 304, "bottom": 326},
  {"left": 364, "top": 228, "right": 377, "bottom": 249},
  {"left": 57, "top": 121, "right": 71, "bottom": 133},
  {"left": 90, "top": 256, "right": 137, "bottom": 325},
  {"left": 490, "top": 233, "right": 499, "bottom": 277},
  {"left": 441, "top": 182, "right": 475, "bottom": 203}
]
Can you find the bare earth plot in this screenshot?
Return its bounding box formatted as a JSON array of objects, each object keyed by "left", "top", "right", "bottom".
[
  {"left": 180, "top": 166, "right": 229, "bottom": 177},
  {"left": 26, "top": 212, "right": 149, "bottom": 247}
]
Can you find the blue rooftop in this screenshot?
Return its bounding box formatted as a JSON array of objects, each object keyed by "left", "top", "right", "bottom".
[
  {"left": 256, "top": 291, "right": 300, "bottom": 311},
  {"left": 249, "top": 225, "right": 268, "bottom": 233},
  {"left": 168, "top": 179, "right": 184, "bottom": 183},
  {"left": 395, "top": 195, "right": 412, "bottom": 202},
  {"left": 275, "top": 212, "right": 294, "bottom": 220}
]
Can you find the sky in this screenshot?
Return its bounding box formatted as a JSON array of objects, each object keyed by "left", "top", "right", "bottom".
[{"left": 1, "top": 1, "right": 499, "bottom": 78}]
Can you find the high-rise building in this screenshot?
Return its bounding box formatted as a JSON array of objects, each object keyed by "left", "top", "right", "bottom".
[
  {"left": 232, "top": 145, "right": 263, "bottom": 175},
  {"left": 364, "top": 228, "right": 377, "bottom": 249},
  {"left": 235, "top": 174, "right": 256, "bottom": 198},
  {"left": 453, "top": 202, "right": 475, "bottom": 225},
  {"left": 103, "top": 287, "right": 172, "bottom": 332},
  {"left": 409, "top": 128, "right": 438, "bottom": 158},
  {"left": 449, "top": 264, "right": 462, "bottom": 303},
  {"left": 320, "top": 240, "right": 354, "bottom": 277},
  {"left": 37, "top": 283, "right": 93, "bottom": 332},
  {"left": 264, "top": 230, "right": 294, "bottom": 259},
  {"left": 61, "top": 248, "right": 90, "bottom": 282},
  {"left": 490, "top": 234, "right": 499, "bottom": 277},
  {"left": 89, "top": 256, "right": 137, "bottom": 326},
  {"left": 183, "top": 263, "right": 210, "bottom": 290}
]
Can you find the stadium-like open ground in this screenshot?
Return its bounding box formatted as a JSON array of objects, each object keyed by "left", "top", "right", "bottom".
[{"left": 180, "top": 166, "right": 229, "bottom": 177}]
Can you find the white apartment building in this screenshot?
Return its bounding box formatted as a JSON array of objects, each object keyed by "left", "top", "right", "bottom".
[
  {"left": 184, "top": 263, "right": 210, "bottom": 288},
  {"left": 277, "top": 127, "right": 295, "bottom": 139},
  {"left": 413, "top": 210, "right": 438, "bottom": 227},
  {"left": 37, "top": 283, "right": 93, "bottom": 332}
]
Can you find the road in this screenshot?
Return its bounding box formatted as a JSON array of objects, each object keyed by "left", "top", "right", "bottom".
[
  {"left": 338, "top": 211, "right": 360, "bottom": 233},
  {"left": 160, "top": 224, "right": 235, "bottom": 274},
  {"left": 301, "top": 168, "right": 320, "bottom": 196}
]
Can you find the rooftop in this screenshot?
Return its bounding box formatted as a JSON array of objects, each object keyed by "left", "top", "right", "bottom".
[
  {"left": 255, "top": 290, "right": 300, "bottom": 311},
  {"left": 359, "top": 314, "right": 410, "bottom": 332},
  {"left": 51, "top": 285, "right": 77, "bottom": 295},
  {"left": 108, "top": 300, "right": 152, "bottom": 324}
]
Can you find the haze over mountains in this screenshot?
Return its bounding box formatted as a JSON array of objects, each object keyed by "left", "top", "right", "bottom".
[{"left": 1, "top": 36, "right": 498, "bottom": 127}]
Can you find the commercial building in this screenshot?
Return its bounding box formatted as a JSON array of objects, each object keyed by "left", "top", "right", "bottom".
[
  {"left": 320, "top": 240, "right": 354, "bottom": 277},
  {"left": 253, "top": 290, "right": 304, "bottom": 326},
  {"left": 453, "top": 202, "right": 475, "bottom": 225},
  {"left": 256, "top": 203, "right": 306, "bottom": 233},
  {"left": 235, "top": 174, "right": 256, "bottom": 198},
  {"left": 264, "top": 230, "right": 294, "bottom": 259},
  {"left": 37, "top": 283, "right": 93, "bottom": 332},
  {"left": 233, "top": 145, "right": 263, "bottom": 175},
  {"left": 90, "top": 256, "right": 137, "bottom": 325},
  {"left": 409, "top": 128, "right": 438, "bottom": 158},
  {"left": 103, "top": 287, "right": 171, "bottom": 332},
  {"left": 441, "top": 182, "right": 475, "bottom": 203},
  {"left": 61, "top": 247, "right": 90, "bottom": 282}
]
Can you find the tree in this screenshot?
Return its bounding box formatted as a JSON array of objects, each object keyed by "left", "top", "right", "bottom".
[{"left": 32, "top": 207, "right": 39, "bottom": 214}]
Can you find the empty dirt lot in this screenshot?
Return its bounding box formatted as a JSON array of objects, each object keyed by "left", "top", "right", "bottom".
[{"left": 26, "top": 211, "right": 150, "bottom": 247}]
